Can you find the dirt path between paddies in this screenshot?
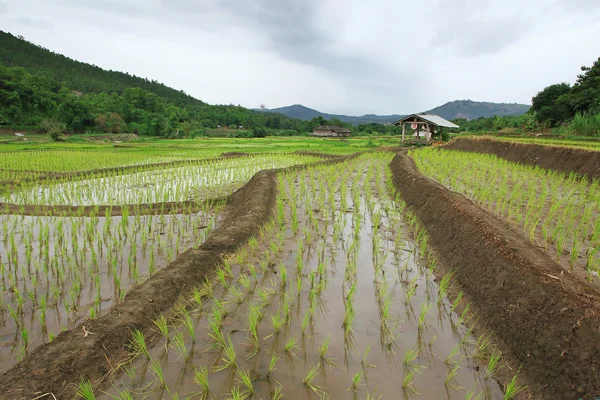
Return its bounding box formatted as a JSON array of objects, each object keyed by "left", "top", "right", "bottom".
[
  {"left": 444, "top": 137, "right": 600, "bottom": 180},
  {"left": 0, "top": 155, "right": 357, "bottom": 400},
  {"left": 0, "top": 197, "right": 228, "bottom": 217},
  {"left": 390, "top": 151, "right": 600, "bottom": 400}
]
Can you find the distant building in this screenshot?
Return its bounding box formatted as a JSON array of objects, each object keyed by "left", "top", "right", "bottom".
[{"left": 310, "top": 125, "right": 351, "bottom": 138}]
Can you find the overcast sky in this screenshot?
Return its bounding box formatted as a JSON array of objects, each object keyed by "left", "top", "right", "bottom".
[{"left": 2, "top": 0, "right": 600, "bottom": 115}]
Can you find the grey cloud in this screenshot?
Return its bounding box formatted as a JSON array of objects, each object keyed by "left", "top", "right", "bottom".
[
  {"left": 0, "top": 1, "right": 7, "bottom": 13},
  {"left": 429, "top": 0, "right": 531, "bottom": 57},
  {"left": 433, "top": 17, "right": 530, "bottom": 57},
  {"left": 15, "top": 15, "right": 52, "bottom": 30},
  {"left": 60, "top": 0, "right": 151, "bottom": 17}
]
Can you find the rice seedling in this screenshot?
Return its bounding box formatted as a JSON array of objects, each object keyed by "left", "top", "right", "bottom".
[
  {"left": 217, "top": 336, "right": 238, "bottom": 371},
  {"left": 486, "top": 350, "right": 502, "bottom": 378},
  {"left": 149, "top": 358, "right": 166, "bottom": 387},
  {"left": 270, "top": 310, "right": 286, "bottom": 336},
  {"left": 503, "top": 370, "right": 527, "bottom": 399},
  {"left": 403, "top": 344, "right": 424, "bottom": 372},
  {"left": 418, "top": 302, "right": 432, "bottom": 331},
  {"left": 318, "top": 335, "right": 331, "bottom": 362},
  {"left": 226, "top": 386, "right": 246, "bottom": 400},
  {"left": 445, "top": 362, "right": 463, "bottom": 390},
  {"left": 130, "top": 330, "right": 150, "bottom": 359},
  {"left": 361, "top": 344, "right": 377, "bottom": 370},
  {"left": 74, "top": 379, "right": 96, "bottom": 400},
  {"left": 444, "top": 344, "right": 461, "bottom": 366},
  {"left": 171, "top": 332, "right": 188, "bottom": 358},
  {"left": 465, "top": 389, "right": 484, "bottom": 400},
  {"left": 284, "top": 335, "right": 299, "bottom": 358},
  {"left": 451, "top": 291, "right": 464, "bottom": 312},
  {"left": 267, "top": 353, "right": 280, "bottom": 377},
  {"left": 473, "top": 334, "right": 492, "bottom": 360},
  {"left": 330, "top": 349, "right": 358, "bottom": 386},
  {"left": 193, "top": 366, "right": 210, "bottom": 398},
  {"left": 109, "top": 388, "right": 135, "bottom": 400},
  {"left": 303, "top": 363, "right": 322, "bottom": 394},
  {"left": 235, "top": 368, "right": 254, "bottom": 396},
  {"left": 402, "top": 370, "right": 419, "bottom": 395},
  {"left": 271, "top": 384, "right": 284, "bottom": 400}
]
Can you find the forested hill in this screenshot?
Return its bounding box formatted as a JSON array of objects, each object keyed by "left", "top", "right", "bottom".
[
  {"left": 0, "top": 31, "right": 199, "bottom": 107},
  {"left": 427, "top": 100, "right": 530, "bottom": 120},
  {"left": 0, "top": 31, "right": 313, "bottom": 136}
]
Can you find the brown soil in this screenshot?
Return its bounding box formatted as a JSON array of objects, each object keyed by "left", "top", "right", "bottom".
[
  {"left": 445, "top": 137, "right": 600, "bottom": 180},
  {"left": 0, "top": 155, "right": 356, "bottom": 399},
  {"left": 0, "top": 197, "right": 227, "bottom": 217},
  {"left": 390, "top": 151, "right": 600, "bottom": 400},
  {"left": 292, "top": 150, "right": 343, "bottom": 158},
  {"left": 84, "top": 134, "right": 139, "bottom": 142},
  {"left": 220, "top": 151, "right": 253, "bottom": 157}
]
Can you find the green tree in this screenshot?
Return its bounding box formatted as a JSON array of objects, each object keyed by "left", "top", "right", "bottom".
[
  {"left": 251, "top": 127, "right": 268, "bottom": 138},
  {"left": 561, "top": 57, "right": 600, "bottom": 116},
  {"left": 530, "top": 83, "right": 572, "bottom": 126}
]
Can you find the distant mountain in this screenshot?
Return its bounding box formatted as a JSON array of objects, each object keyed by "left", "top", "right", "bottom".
[
  {"left": 259, "top": 105, "right": 403, "bottom": 125},
  {"left": 264, "top": 100, "right": 531, "bottom": 125},
  {"left": 427, "top": 100, "right": 530, "bottom": 121}
]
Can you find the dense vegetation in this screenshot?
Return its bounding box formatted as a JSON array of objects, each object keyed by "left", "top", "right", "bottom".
[
  {"left": 453, "top": 57, "right": 600, "bottom": 137},
  {"left": 528, "top": 57, "right": 600, "bottom": 135},
  {"left": 0, "top": 31, "right": 325, "bottom": 137}
]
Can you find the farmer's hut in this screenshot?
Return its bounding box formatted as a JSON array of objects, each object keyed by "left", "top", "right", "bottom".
[
  {"left": 391, "top": 114, "right": 459, "bottom": 143},
  {"left": 311, "top": 126, "right": 351, "bottom": 138}
]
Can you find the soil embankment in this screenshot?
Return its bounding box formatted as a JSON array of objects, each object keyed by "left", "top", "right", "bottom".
[
  {"left": 390, "top": 151, "right": 600, "bottom": 400},
  {"left": 445, "top": 137, "right": 600, "bottom": 180},
  {"left": 0, "top": 155, "right": 356, "bottom": 399},
  {"left": 0, "top": 198, "right": 228, "bottom": 217}
]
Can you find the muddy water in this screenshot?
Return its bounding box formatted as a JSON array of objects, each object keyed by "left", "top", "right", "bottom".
[
  {"left": 0, "top": 207, "right": 220, "bottom": 372},
  {"left": 102, "top": 154, "right": 503, "bottom": 399}
]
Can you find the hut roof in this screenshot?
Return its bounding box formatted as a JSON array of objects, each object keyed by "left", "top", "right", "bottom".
[{"left": 392, "top": 114, "right": 459, "bottom": 128}]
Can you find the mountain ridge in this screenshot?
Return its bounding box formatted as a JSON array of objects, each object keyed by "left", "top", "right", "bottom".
[{"left": 262, "top": 100, "right": 531, "bottom": 125}]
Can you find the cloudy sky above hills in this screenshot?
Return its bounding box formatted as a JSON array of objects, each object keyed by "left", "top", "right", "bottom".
[{"left": 1, "top": 0, "right": 600, "bottom": 115}]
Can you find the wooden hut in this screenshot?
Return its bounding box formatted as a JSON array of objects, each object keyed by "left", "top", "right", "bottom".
[
  {"left": 391, "top": 114, "right": 459, "bottom": 143},
  {"left": 310, "top": 126, "right": 351, "bottom": 138}
]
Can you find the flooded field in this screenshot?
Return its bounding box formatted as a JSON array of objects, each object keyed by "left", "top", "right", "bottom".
[{"left": 100, "top": 154, "right": 503, "bottom": 399}]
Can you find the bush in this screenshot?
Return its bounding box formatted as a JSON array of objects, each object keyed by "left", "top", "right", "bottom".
[
  {"left": 38, "top": 119, "right": 65, "bottom": 133},
  {"left": 48, "top": 127, "right": 64, "bottom": 141},
  {"left": 569, "top": 113, "right": 600, "bottom": 137},
  {"left": 251, "top": 127, "right": 268, "bottom": 138},
  {"left": 188, "top": 128, "right": 205, "bottom": 138}
]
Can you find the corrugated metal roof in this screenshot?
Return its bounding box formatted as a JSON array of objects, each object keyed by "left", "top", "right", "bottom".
[{"left": 393, "top": 114, "right": 460, "bottom": 128}]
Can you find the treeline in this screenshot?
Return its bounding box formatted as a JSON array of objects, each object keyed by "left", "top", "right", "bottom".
[
  {"left": 0, "top": 64, "right": 294, "bottom": 136},
  {"left": 1, "top": 32, "right": 327, "bottom": 137},
  {"left": 456, "top": 57, "right": 600, "bottom": 136},
  {"left": 451, "top": 114, "right": 537, "bottom": 133},
  {"left": 530, "top": 56, "right": 600, "bottom": 128}
]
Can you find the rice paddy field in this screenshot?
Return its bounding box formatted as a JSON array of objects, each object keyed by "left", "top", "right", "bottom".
[
  {"left": 411, "top": 148, "right": 600, "bottom": 281},
  {"left": 2, "top": 136, "right": 599, "bottom": 400}
]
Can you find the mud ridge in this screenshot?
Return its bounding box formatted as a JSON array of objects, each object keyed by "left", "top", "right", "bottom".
[
  {"left": 0, "top": 198, "right": 228, "bottom": 217},
  {"left": 444, "top": 137, "right": 600, "bottom": 180},
  {"left": 0, "top": 154, "right": 357, "bottom": 399},
  {"left": 390, "top": 151, "right": 600, "bottom": 400}
]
